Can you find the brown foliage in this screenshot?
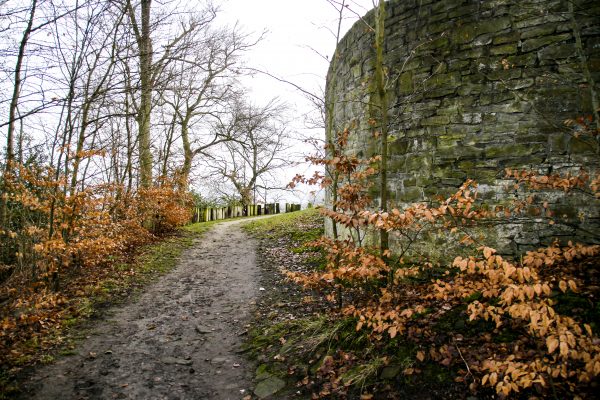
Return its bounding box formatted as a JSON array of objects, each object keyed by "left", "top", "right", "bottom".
[
  {"left": 287, "top": 127, "right": 600, "bottom": 398},
  {"left": 0, "top": 163, "right": 193, "bottom": 370}
]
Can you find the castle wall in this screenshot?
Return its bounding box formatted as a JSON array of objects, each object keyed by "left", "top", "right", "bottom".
[{"left": 326, "top": 0, "right": 600, "bottom": 256}]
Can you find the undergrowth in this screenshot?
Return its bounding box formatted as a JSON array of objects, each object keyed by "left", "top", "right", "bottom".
[{"left": 244, "top": 202, "right": 600, "bottom": 399}]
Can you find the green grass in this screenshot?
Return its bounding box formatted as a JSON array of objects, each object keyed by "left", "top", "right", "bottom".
[
  {"left": 243, "top": 208, "right": 324, "bottom": 242},
  {"left": 184, "top": 218, "right": 224, "bottom": 235},
  {"left": 243, "top": 209, "right": 326, "bottom": 267}
]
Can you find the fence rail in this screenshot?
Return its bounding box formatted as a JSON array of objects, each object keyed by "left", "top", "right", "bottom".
[{"left": 191, "top": 203, "right": 301, "bottom": 223}]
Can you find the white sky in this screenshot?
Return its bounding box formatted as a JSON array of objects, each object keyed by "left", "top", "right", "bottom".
[
  {"left": 219, "top": 0, "right": 374, "bottom": 102},
  {"left": 215, "top": 0, "right": 375, "bottom": 205}
]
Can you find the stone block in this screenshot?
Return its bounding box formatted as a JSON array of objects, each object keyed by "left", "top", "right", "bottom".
[
  {"left": 457, "top": 82, "right": 483, "bottom": 95},
  {"left": 391, "top": 139, "right": 410, "bottom": 154},
  {"left": 521, "top": 24, "right": 556, "bottom": 39},
  {"left": 484, "top": 143, "right": 540, "bottom": 158},
  {"left": 485, "top": 68, "right": 522, "bottom": 81},
  {"left": 448, "top": 4, "right": 479, "bottom": 19},
  {"left": 400, "top": 186, "right": 424, "bottom": 202},
  {"left": 502, "top": 78, "right": 535, "bottom": 90},
  {"left": 426, "top": 36, "right": 450, "bottom": 50},
  {"left": 436, "top": 145, "right": 483, "bottom": 160},
  {"left": 398, "top": 71, "right": 414, "bottom": 94},
  {"left": 423, "top": 87, "right": 456, "bottom": 98},
  {"left": 452, "top": 17, "right": 512, "bottom": 45},
  {"left": 514, "top": 14, "right": 567, "bottom": 30},
  {"left": 493, "top": 31, "right": 521, "bottom": 45},
  {"left": 490, "top": 43, "right": 518, "bottom": 55},
  {"left": 446, "top": 124, "right": 482, "bottom": 136},
  {"left": 522, "top": 33, "right": 572, "bottom": 53},
  {"left": 405, "top": 154, "right": 432, "bottom": 171},
  {"left": 421, "top": 115, "right": 451, "bottom": 126},
  {"left": 570, "top": 137, "right": 597, "bottom": 155},
  {"left": 538, "top": 43, "right": 577, "bottom": 63},
  {"left": 506, "top": 53, "right": 538, "bottom": 67}
]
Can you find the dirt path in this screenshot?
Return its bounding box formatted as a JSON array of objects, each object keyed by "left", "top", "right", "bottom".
[{"left": 18, "top": 218, "right": 265, "bottom": 400}]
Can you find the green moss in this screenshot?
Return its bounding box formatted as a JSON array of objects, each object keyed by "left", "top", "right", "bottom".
[
  {"left": 493, "top": 328, "right": 521, "bottom": 343},
  {"left": 554, "top": 292, "right": 600, "bottom": 332},
  {"left": 452, "top": 17, "right": 511, "bottom": 44},
  {"left": 398, "top": 71, "right": 413, "bottom": 95},
  {"left": 427, "top": 72, "right": 462, "bottom": 91},
  {"left": 420, "top": 363, "right": 453, "bottom": 384},
  {"left": 484, "top": 143, "right": 535, "bottom": 158},
  {"left": 58, "top": 348, "right": 77, "bottom": 356},
  {"left": 40, "top": 354, "right": 54, "bottom": 364},
  {"left": 490, "top": 43, "right": 518, "bottom": 55},
  {"left": 521, "top": 33, "right": 571, "bottom": 52},
  {"left": 493, "top": 31, "right": 520, "bottom": 45},
  {"left": 463, "top": 291, "right": 483, "bottom": 303}
]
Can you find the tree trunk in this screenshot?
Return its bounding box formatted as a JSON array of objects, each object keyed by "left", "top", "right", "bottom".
[
  {"left": 374, "top": 1, "right": 389, "bottom": 256},
  {"left": 1, "top": 0, "right": 38, "bottom": 229},
  {"left": 324, "top": 0, "right": 347, "bottom": 242},
  {"left": 127, "top": 0, "right": 154, "bottom": 188},
  {"left": 179, "top": 115, "right": 193, "bottom": 190}
]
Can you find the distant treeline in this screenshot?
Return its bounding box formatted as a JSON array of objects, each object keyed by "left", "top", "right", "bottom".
[{"left": 192, "top": 203, "right": 302, "bottom": 223}]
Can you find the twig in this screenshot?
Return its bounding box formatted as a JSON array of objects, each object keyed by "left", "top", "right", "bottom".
[{"left": 454, "top": 340, "right": 474, "bottom": 381}]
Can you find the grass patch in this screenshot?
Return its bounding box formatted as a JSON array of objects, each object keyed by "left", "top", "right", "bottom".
[{"left": 243, "top": 208, "right": 324, "bottom": 243}]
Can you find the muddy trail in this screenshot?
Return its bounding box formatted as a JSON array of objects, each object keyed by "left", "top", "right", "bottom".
[{"left": 17, "top": 218, "right": 267, "bottom": 400}]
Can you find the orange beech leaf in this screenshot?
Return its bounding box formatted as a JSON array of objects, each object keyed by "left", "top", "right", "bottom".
[
  {"left": 568, "top": 280, "right": 578, "bottom": 292},
  {"left": 388, "top": 326, "right": 397, "bottom": 338},
  {"left": 559, "top": 281, "right": 568, "bottom": 293},
  {"left": 547, "top": 336, "right": 559, "bottom": 354}
]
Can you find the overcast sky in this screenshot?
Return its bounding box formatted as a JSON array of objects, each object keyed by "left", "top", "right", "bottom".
[
  {"left": 219, "top": 0, "right": 374, "bottom": 104},
  {"left": 215, "top": 0, "right": 376, "bottom": 204}
]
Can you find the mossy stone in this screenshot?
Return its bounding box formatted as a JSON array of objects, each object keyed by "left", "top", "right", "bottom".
[
  {"left": 400, "top": 187, "right": 423, "bottom": 202},
  {"left": 490, "top": 43, "right": 518, "bottom": 55},
  {"left": 452, "top": 17, "right": 511, "bottom": 44},
  {"left": 380, "top": 365, "right": 402, "bottom": 379},
  {"left": 398, "top": 71, "right": 414, "bottom": 94},
  {"left": 254, "top": 376, "right": 286, "bottom": 399},
  {"left": 522, "top": 33, "right": 571, "bottom": 52}
]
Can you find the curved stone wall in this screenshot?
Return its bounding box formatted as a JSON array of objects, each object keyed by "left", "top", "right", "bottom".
[{"left": 326, "top": 0, "right": 600, "bottom": 255}]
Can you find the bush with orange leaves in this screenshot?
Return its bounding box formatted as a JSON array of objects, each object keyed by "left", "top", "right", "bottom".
[
  {"left": 286, "top": 127, "right": 600, "bottom": 398},
  {"left": 0, "top": 162, "right": 192, "bottom": 370},
  {"left": 1, "top": 165, "right": 191, "bottom": 285}
]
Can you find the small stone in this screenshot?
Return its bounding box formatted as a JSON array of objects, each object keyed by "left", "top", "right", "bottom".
[
  {"left": 380, "top": 365, "right": 401, "bottom": 379},
  {"left": 255, "top": 364, "right": 271, "bottom": 381},
  {"left": 161, "top": 357, "right": 193, "bottom": 366},
  {"left": 195, "top": 325, "right": 212, "bottom": 334},
  {"left": 254, "top": 376, "right": 286, "bottom": 399}
]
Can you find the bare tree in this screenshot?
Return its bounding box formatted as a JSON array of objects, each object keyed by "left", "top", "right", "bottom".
[
  {"left": 202, "top": 98, "right": 292, "bottom": 206},
  {"left": 123, "top": 0, "right": 213, "bottom": 188},
  {"left": 157, "top": 20, "right": 256, "bottom": 189},
  {"left": 4, "top": 0, "right": 37, "bottom": 177}
]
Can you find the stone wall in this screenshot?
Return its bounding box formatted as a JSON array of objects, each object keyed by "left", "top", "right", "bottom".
[{"left": 326, "top": 0, "right": 600, "bottom": 256}]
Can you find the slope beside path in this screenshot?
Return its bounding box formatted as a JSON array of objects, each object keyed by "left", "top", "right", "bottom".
[{"left": 18, "top": 218, "right": 263, "bottom": 400}]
